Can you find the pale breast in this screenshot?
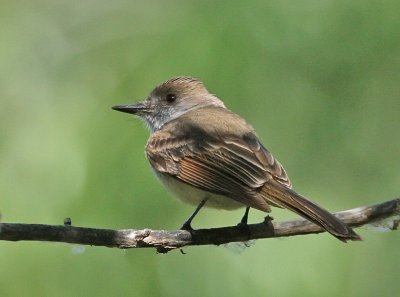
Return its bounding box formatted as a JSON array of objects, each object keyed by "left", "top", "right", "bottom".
[{"left": 153, "top": 170, "right": 245, "bottom": 210}]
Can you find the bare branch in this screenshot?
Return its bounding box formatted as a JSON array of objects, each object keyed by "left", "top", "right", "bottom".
[{"left": 1, "top": 198, "right": 399, "bottom": 253}]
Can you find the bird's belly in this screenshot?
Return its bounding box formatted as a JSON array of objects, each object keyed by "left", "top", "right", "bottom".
[{"left": 154, "top": 172, "right": 244, "bottom": 210}]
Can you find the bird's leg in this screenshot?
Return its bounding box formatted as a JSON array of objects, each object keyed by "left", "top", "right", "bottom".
[
  {"left": 237, "top": 207, "right": 252, "bottom": 240},
  {"left": 180, "top": 198, "right": 208, "bottom": 231},
  {"left": 238, "top": 207, "right": 250, "bottom": 227}
]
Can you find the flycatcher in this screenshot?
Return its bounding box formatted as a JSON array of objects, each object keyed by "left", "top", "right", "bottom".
[{"left": 112, "top": 76, "right": 360, "bottom": 242}]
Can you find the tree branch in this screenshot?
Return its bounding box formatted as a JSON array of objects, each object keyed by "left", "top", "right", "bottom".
[{"left": 1, "top": 198, "right": 399, "bottom": 253}]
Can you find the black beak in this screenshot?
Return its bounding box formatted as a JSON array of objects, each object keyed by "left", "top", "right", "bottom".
[{"left": 112, "top": 103, "right": 150, "bottom": 115}]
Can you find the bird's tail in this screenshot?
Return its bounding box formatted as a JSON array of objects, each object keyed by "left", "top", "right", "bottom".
[{"left": 261, "top": 181, "right": 361, "bottom": 242}]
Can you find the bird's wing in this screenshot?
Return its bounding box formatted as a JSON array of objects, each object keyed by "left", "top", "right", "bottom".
[{"left": 146, "top": 129, "right": 291, "bottom": 212}]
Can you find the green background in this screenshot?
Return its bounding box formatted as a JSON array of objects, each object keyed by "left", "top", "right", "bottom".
[{"left": 1, "top": 1, "right": 399, "bottom": 296}]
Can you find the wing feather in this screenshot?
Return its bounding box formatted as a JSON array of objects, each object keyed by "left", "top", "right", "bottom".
[{"left": 146, "top": 127, "right": 290, "bottom": 212}]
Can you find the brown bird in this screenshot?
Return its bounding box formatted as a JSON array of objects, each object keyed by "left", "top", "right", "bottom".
[{"left": 112, "top": 76, "right": 361, "bottom": 242}]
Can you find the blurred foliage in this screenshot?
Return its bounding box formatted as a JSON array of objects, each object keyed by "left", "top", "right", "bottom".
[{"left": 1, "top": 0, "right": 399, "bottom": 296}]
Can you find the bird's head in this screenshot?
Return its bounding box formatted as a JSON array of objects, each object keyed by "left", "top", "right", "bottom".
[{"left": 112, "top": 76, "right": 225, "bottom": 131}]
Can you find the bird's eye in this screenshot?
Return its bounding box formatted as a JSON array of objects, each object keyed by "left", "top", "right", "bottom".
[{"left": 166, "top": 93, "right": 176, "bottom": 103}]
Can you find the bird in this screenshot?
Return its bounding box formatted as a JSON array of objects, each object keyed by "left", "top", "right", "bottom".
[{"left": 112, "top": 76, "right": 361, "bottom": 242}]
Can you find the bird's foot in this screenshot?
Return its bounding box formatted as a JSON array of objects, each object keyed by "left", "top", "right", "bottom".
[
  {"left": 237, "top": 207, "right": 250, "bottom": 227},
  {"left": 180, "top": 221, "right": 194, "bottom": 231}
]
